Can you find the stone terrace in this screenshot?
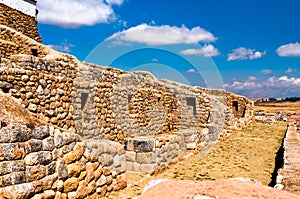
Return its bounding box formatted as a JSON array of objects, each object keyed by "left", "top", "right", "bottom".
[{"left": 279, "top": 122, "right": 300, "bottom": 194}]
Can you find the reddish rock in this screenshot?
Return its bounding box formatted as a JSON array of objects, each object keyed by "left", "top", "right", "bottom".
[{"left": 139, "top": 179, "right": 300, "bottom": 199}]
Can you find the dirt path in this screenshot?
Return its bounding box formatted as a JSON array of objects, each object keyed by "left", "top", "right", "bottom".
[{"left": 105, "top": 121, "right": 287, "bottom": 198}]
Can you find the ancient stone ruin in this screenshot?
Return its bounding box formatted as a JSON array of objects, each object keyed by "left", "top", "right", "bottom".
[{"left": 0, "top": 1, "right": 255, "bottom": 198}]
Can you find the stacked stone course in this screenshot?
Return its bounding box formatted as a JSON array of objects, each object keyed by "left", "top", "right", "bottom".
[
  {"left": 0, "top": 3, "right": 41, "bottom": 42},
  {"left": 0, "top": 123, "right": 126, "bottom": 198}
]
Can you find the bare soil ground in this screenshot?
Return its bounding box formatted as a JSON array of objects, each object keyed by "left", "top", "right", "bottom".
[{"left": 105, "top": 121, "right": 287, "bottom": 198}]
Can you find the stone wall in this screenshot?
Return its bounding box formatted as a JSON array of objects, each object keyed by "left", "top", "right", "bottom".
[
  {"left": 275, "top": 122, "right": 300, "bottom": 193},
  {"left": 0, "top": 20, "right": 256, "bottom": 196},
  {"left": 0, "top": 3, "right": 41, "bottom": 42},
  {"left": 0, "top": 122, "right": 126, "bottom": 198},
  {"left": 0, "top": 25, "right": 48, "bottom": 59},
  {"left": 0, "top": 56, "right": 76, "bottom": 132}
]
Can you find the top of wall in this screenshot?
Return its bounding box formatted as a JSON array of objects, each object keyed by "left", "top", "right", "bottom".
[{"left": 0, "top": 0, "right": 36, "bottom": 17}]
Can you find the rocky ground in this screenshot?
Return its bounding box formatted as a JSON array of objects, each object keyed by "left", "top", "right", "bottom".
[{"left": 104, "top": 121, "right": 298, "bottom": 198}]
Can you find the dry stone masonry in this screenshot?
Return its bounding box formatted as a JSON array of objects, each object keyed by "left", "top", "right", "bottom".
[
  {"left": 0, "top": 1, "right": 41, "bottom": 42},
  {"left": 0, "top": 1, "right": 255, "bottom": 197}
]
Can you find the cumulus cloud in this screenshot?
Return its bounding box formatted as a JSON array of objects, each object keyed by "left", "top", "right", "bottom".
[
  {"left": 37, "top": 0, "right": 124, "bottom": 28},
  {"left": 224, "top": 76, "right": 300, "bottom": 97},
  {"left": 276, "top": 43, "right": 300, "bottom": 57},
  {"left": 227, "top": 47, "right": 266, "bottom": 61},
  {"left": 180, "top": 44, "right": 219, "bottom": 57},
  {"left": 285, "top": 67, "right": 294, "bottom": 73},
  {"left": 260, "top": 69, "right": 272, "bottom": 74},
  {"left": 47, "top": 40, "right": 74, "bottom": 53},
  {"left": 107, "top": 24, "right": 217, "bottom": 46}
]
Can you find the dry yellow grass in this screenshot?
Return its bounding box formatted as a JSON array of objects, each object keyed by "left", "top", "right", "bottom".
[
  {"left": 105, "top": 121, "right": 287, "bottom": 198},
  {"left": 255, "top": 102, "right": 300, "bottom": 114},
  {"left": 0, "top": 91, "right": 40, "bottom": 128}
]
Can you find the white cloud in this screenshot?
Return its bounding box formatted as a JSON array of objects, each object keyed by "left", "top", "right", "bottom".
[
  {"left": 106, "top": 0, "right": 123, "bottom": 5},
  {"left": 248, "top": 76, "right": 257, "bottom": 81},
  {"left": 107, "top": 24, "right": 217, "bottom": 46},
  {"left": 152, "top": 58, "right": 159, "bottom": 62},
  {"left": 37, "top": 0, "right": 124, "bottom": 28},
  {"left": 227, "top": 47, "right": 266, "bottom": 61},
  {"left": 186, "top": 69, "right": 197, "bottom": 73},
  {"left": 47, "top": 40, "right": 74, "bottom": 53},
  {"left": 180, "top": 44, "right": 219, "bottom": 57},
  {"left": 224, "top": 75, "right": 300, "bottom": 97},
  {"left": 260, "top": 69, "right": 272, "bottom": 74},
  {"left": 276, "top": 42, "right": 300, "bottom": 57},
  {"left": 286, "top": 67, "right": 294, "bottom": 73}
]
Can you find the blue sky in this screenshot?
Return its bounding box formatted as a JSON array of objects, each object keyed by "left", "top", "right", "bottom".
[{"left": 37, "top": 0, "right": 300, "bottom": 98}]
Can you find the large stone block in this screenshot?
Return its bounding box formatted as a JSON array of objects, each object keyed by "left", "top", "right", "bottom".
[
  {"left": 125, "top": 137, "right": 155, "bottom": 152},
  {"left": 136, "top": 152, "right": 156, "bottom": 164},
  {"left": 63, "top": 177, "right": 79, "bottom": 193},
  {"left": 25, "top": 139, "right": 43, "bottom": 153},
  {"left": 139, "top": 164, "right": 156, "bottom": 173},
  {"left": 0, "top": 171, "right": 26, "bottom": 186},
  {"left": 125, "top": 151, "right": 136, "bottom": 162},
  {"left": 25, "top": 165, "right": 46, "bottom": 182},
  {"left": 24, "top": 151, "right": 52, "bottom": 166},
  {"left": 0, "top": 125, "right": 29, "bottom": 143},
  {"left": 0, "top": 160, "right": 25, "bottom": 176},
  {"left": 0, "top": 143, "right": 25, "bottom": 161},
  {"left": 31, "top": 125, "right": 50, "bottom": 140},
  {"left": 98, "top": 154, "right": 114, "bottom": 167},
  {"left": 67, "top": 162, "right": 81, "bottom": 177},
  {"left": 64, "top": 143, "right": 85, "bottom": 164},
  {"left": 56, "top": 158, "right": 68, "bottom": 180},
  {"left": 0, "top": 183, "right": 34, "bottom": 199}
]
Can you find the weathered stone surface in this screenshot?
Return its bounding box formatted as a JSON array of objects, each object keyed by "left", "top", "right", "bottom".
[
  {"left": 52, "top": 180, "right": 64, "bottom": 192},
  {"left": 0, "top": 125, "right": 29, "bottom": 143},
  {"left": 125, "top": 151, "right": 136, "bottom": 162},
  {"left": 31, "top": 125, "right": 50, "bottom": 140},
  {"left": 67, "top": 191, "right": 76, "bottom": 199},
  {"left": 64, "top": 143, "right": 85, "bottom": 164},
  {"left": 76, "top": 180, "right": 96, "bottom": 198},
  {"left": 0, "top": 143, "right": 25, "bottom": 161},
  {"left": 42, "top": 137, "right": 55, "bottom": 151},
  {"left": 96, "top": 185, "right": 107, "bottom": 197},
  {"left": 99, "top": 154, "right": 114, "bottom": 166},
  {"left": 25, "top": 139, "right": 43, "bottom": 153},
  {"left": 0, "top": 183, "right": 34, "bottom": 199},
  {"left": 136, "top": 152, "right": 156, "bottom": 164},
  {"left": 28, "top": 103, "right": 37, "bottom": 112},
  {"left": 94, "top": 165, "right": 103, "bottom": 180},
  {"left": 133, "top": 138, "right": 155, "bottom": 152},
  {"left": 0, "top": 171, "right": 26, "bottom": 186},
  {"left": 113, "top": 173, "right": 127, "bottom": 191},
  {"left": 85, "top": 162, "right": 99, "bottom": 183},
  {"left": 24, "top": 151, "right": 52, "bottom": 166},
  {"left": 140, "top": 164, "right": 156, "bottom": 173},
  {"left": 56, "top": 158, "right": 68, "bottom": 180},
  {"left": 63, "top": 177, "right": 79, "bottom": 193},
  {"left": 96, "top": 175, "right": 107, "bottom": 187},
  {"left": 67, "top": 162, "right": 81, "bottom": 177},
  {"left": 0, "top": 160, "right": 25, "bottom": 175},
  {"left": 26, "top": 165, "right": 46, "bottom": 182},
  {"left": 43, "top": 190, "right": 56, "bottom": 199}
]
